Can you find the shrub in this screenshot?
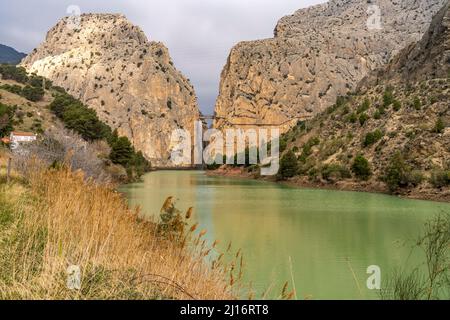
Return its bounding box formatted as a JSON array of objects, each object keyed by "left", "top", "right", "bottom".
[
  {"left": 0, "top": 64, "right": 29, "bottom": 83},
  {"left": 28, "top": 75, "right": 52, "bottom": 89},
  {"left": 0, "top": 84, "right": 22, "bottom": 95},
  {"left": 50, "top": 93, "right": 110, "bottom": 141},
  {"left": 21, "top": 85, "right": 44, "bottom": 102},
  {"left": 393, "top": 100, "right": 402, "bottom": 112},
  {"left": 413, "top": 97, "right": 422, "bottom": 110},
  {"left": 351, "top": 154, "right": 372, "bottom": 180},
  {"left": 50, "top": 93, "right": 149, "bottom": 180},
  {"left": 1, "top": 83, "right": 44, "bottom": 102},
  {"left": 384, "top": 153, "right": 410, "bottom": 191},
  {"left": 359, "top": 113, "right": 369, "bottom": 126},
  {"left": 110, "top": 136, "right": 134, "bottom": 167},
  {"left": 279, "top": 136, "right": 288, "bottom": 153},
  {"left": 298, "top": 137, "right": 320, "bottom": 162},
  {"left": 430, "top": 170, "right": 450, "bottom": 188},
  {"left": 321, "top": 164, "right": 351, "bottom": 182},
  {"left": 0, "top": 102, "right": 15, "bottom": 136},
  {"left": 357, "top": 98, "right": 370, "bottom": 114},
  {"left": 434, "top": 117, "right": 445, "bottom": 134},
  {"left": 374, "top": 110, "right": 381, "bottom": 120},
  {"left": 383, "top": 88, "right": 395, "bottom": 107},
  {"left": 348, "top": 112, "right": 357, "bottom": 123},
  {"left": 363, "top": 129, "right": 383, "bottom": 147},
  {"left": 278, "top": 150, "right": 299, "bottom": 180},
  {"left": 408, "top": 170, "right": 424, "bottom": 187}
]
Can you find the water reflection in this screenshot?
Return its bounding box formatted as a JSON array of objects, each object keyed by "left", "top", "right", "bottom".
[{"left": 120, "top": 171, "right": 450, "bottom": 299}]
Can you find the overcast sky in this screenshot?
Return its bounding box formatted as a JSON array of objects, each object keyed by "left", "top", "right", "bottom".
[{"left": 0, "top": 0, "right": 326, "bottom": 114}]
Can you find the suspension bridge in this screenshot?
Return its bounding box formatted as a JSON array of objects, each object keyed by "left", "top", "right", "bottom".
[{"left": 198, "top": 114, "right": 314, "bottom": 127}]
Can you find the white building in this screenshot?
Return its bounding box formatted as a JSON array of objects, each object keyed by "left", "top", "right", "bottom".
[{"left": 9, "top": 131, "right": 37, "bottom": 150}]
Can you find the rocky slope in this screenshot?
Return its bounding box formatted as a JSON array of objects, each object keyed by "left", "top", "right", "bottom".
[
  {"left": 274, "top": 1, "right": 450, "bottom": 201},
  {"left": 214, "top": 0, "right": 447, "bottom": 132},
  {"left": 21, "top": 14, "right": 200, "bottom": 167}
]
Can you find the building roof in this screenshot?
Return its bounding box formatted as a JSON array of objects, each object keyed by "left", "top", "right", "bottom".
[
  {"left": 1, "top": 137, "right": 10, "bottom": 144},
  {"left": 11, "top": 131, "right": 36, "bottom": 137}
]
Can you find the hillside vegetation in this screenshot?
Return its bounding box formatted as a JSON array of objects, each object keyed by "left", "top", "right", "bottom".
[{"left": 0, "top": 64, "right": 149, "bottom": 182}]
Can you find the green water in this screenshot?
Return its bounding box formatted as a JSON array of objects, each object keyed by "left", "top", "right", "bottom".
[{"left": 120, "top": 171, "right": 450, "bottom": 300}]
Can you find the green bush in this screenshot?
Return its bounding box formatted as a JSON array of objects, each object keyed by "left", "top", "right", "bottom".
[
  {"left": 359, "top": 113, "right": 369, "bottom": 126},
  {"left": 363, "top": 129, "right": 383, "bottom": 147},
  {"left": 50, "top": 93, "right": 110, "bottom": 141},
  {"left": 393, "top": 100, "right": 402, "bottom": 112},
  {"left": 0, "top": 102, "right": 15, "bottom": 136},
  {"left": 434, "top": 117, "right": 445, "bottom": 134},
  {"left": 0, "top": 64, "right": 29, "bottom": 83},
  {"left": 357, "top": 98, "right": 370, "bottom": 114},
  {"left": 321, "top": 164, "right": 351, "bottom": 182},
  {"left": 279, "top": 136, "right": 288, "bottom": 153},
  {"left": 50, "top": 93, "right": 150, "bottom": 179},
  {"left": 21, "top": 85, "right": 44, "bottom": 102},
  {"left": 351, "top": 154, "right": 372, "bottom": 180},
  {"left": 430, "top": 170, "right": 450, "bottom": 188},
  {"left": 110, "top": 136, "right": 134, "bottom": 167},
  {"left": 0, "top": 83, "right": 44, "bottom": 102},
  {"left": 374, "top": 110, "right": 381, "bottom": 120},
  {"left": 383, "top": 88, "right": 395, "bottom": 107},
  {"left": 413, "top": 97, "right": 422, "bottom": 110},
  {"left": 0, "top": 84, "right": 22, "bottom": 95},
  {"left": 347, "top": 112, "right": 357, "bottom": 124},
  {"left": 384, "top": 153, "right": 423, "bottom": 192},
  {"left": 298, "top": 137, "right": 320, "bottom": 162},
  {"left": 385, "top": 153, "right": 409, "bottom": 191},
  {"left": 278, "top": 150, "right": 299, "bottom": 180},
  {"left": 28, "top": 75, "right": 52, "bottom": 89},
  {"left": 408, "top": 170, "right": 425, "bottom": 187}
]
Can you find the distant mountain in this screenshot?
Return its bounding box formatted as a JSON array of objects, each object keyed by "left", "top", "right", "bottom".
[{"left": 0, "top": 44, "right": 26, "bottom": 64}]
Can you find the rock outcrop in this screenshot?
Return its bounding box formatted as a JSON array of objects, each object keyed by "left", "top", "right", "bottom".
[
  {"left": 21, "top": 14, "right": 200, "bottom": 167},
  {"left": 214, "top": 0, "right": 447, "bottom": 132}
]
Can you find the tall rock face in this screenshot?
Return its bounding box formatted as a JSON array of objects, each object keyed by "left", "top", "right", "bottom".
[
  {"left": 214, "top": 0, "right": 447, "bottom": 131},
  {"left": 21, "top": 14, "right": 200, "bottom": 167},
  {"left": 375, "top": 0, "right": 450, "bottom": 83}
]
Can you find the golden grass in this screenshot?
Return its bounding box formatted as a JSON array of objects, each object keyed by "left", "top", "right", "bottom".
[{"left": 0, "top": 162, "right": 247, "bottom": 300}]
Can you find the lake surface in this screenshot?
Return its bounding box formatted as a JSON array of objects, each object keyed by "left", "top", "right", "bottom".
[{"left": 120, "top": 171, "right": 450, "bottom": 300}]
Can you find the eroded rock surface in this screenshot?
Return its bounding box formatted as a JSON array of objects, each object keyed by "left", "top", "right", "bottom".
[
  {"left": 214, "top": 0, "right": 447, "bottom": 131},
  {"left": 22, "top": 14, "right": 200, "bottom": 167}
]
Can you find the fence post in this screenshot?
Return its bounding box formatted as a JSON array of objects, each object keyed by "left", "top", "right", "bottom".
[{"left": 6, "top": 157, "right": 11, "bottom": 183}]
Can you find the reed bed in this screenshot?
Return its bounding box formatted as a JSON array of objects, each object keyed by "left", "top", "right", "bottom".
[{"left": 0, "top": 158, "right": 248, "bottom": 300}]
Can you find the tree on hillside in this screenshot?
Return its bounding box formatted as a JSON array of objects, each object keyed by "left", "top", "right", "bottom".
[
  {"left": 110, "top": 137, "right": 134, "bottom": 167},
  {"left": 351, "top": 154, "right": 372, "bottom": 181},
  {"left": 0, "top": 103, "right": 14, "bottom": 136},
  {"left": 278, "top": 150, "right": 299, "bottom": 180}
]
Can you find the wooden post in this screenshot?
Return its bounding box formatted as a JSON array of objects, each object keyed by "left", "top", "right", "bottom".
[{"left": 6, "top": 157, "right": 11, "bottom": 184}]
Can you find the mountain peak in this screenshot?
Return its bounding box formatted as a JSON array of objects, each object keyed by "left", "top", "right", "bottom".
[{"left": 21, "top": 13, "right": 200, "bottom": 167}]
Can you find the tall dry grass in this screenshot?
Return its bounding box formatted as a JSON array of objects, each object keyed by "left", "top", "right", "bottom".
[{"left": 0, "top": 162, "right": 247, "bottom": 300}]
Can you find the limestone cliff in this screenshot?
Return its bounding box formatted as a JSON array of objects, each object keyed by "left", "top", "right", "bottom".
[
  {"left": 214, "top": 0, "right": 447, "bottom": 132},
  {"left": 21, "top": 14, "right": 200, "bottom": 167},
  {"left": 278, "top": 1, "right": 450, "bottom": 201}
]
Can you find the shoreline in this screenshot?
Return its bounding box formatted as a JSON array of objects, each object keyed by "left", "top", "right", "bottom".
[{"left": 205, "top": 167, "right": 450, "bottom": 204}]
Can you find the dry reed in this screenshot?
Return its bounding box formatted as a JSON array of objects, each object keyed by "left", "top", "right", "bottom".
[{"left": 0, "top": 159, "right": 247, "bottom": 300}]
